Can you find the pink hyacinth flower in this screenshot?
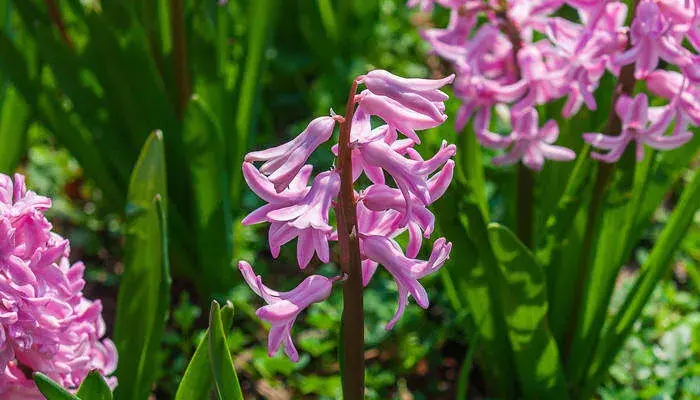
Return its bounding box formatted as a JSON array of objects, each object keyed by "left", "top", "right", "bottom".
[
  {"left": 359, "top": 70, "right": 454, "bottom": 108},
  {"left": 240, "top": 162, "right": 312, "bottom": 226},
  {"left": 361, "top": 235, "right": 451, "bottom": 329},
  {"left": 0, "top": 174, "right": 116, "bottom": 397},
  {"left": 359, "top": 139, "right": 456, "bottom": 221},
  {"left": 646, "top": 70, "right": 700, "bottom": 126},
  {"left": 245, "top": 116, "right": 338, "bottom": 193},
  {"left": 354, "top": 89, "right": 448, "bottom": 144},
  {"left": 493, "top": 108, "right": 576, "bottom": 171},
  {"left": 513, "top": 44, "right": 567, "bottom": 113},
  {"left": 239, "top": 261, "right": 334, "bottom": 362},
  {"left": 453, "top": 65, "right": 528, "bottom": 136},
  {"left": 614, "top": 1, "right": 693, "bottom": 79},
  {"left": 265, "top": 171, "right": 340, "bottom": 268},
  {"left": 583, "top": 93, "right": 693, "bottom": 162}
]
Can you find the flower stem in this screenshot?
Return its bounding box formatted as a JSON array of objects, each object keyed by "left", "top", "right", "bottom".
[
  {"left": 494, "top": 4, "right": 534, "bottom": 248},
  {"left": 516, "top": 165, "right": 535, "bottom": 248},
  {"left": 335, "top": 80, "right": 365, "bottom": 399},
  {"left": 562, "top": 32, "right": 639, "bottom": 364},
  {"left": 44, "top": 0, "right": 74, "bottom": 49}
]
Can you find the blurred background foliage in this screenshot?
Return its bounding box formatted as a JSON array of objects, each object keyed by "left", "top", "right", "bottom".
[{"left": 0, "top": 0, "right": 698, "bottom": 398}]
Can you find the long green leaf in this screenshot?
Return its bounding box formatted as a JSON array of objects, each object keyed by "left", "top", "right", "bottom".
[
  {"left": 76, "top": 371, "right": 113, "bottom": 400},
  {"left": 114, "top": 131, "right": 169, "bottom": 400},
  {"left": 208, "top": 301, "right": 244, "bottom": 400},
  {"left": 434, "top": 184, "right": 516, "bottom": 397},
  {"left": 0, "top": 85, "right": 29, "bottom": 174},
  {"left": 488, "top": 223, "right": 569, "bottom": 399},
  {"left": 175, "top": 302, "right": 235, "bottom": 400},
  {"left": 183, "top": 97, "right": 233, "bottom": 293},
  {"left": 33, "top": 373, "right": 80, "bottom": 400},
  {"left": 229, "top": 0, "right": 277, "bottom": 207},
  {"left": 581, "top": 167, "right": 700, "bottom": 399}
]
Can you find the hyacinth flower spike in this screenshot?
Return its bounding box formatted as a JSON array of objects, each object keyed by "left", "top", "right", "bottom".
[
  {"left": 245, "top": 116, "right": 338, "bottom": 192},
  {"left": 238, "top": 70, "right": 456, "bottom": 395},
  {"left": 239, "top": 261, "right": 336, "bottom": 362},
  {"left": 584, "top": 93, "right": 693, "bottom": 162},
  {"left": 0, "top": 173, "right": 116, "bottom": 398}
]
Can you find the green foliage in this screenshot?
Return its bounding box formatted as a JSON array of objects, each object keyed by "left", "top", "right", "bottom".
[
  {"left": 113, "top": 132, "right": 170, "bottom": 400},
  {"left": 489, "top": 223, "right": 568, "bottom": 399},
  {"left": 0, "top": 0, "right": 279, "bottom": 297},
  {"left": 76, "top": 372, "right": 113, "bottom": 400},
  {"left": 33, "top": 373, "right": 80, "bottom": 400},
  {"left": 175, "top": 301, "right": 239, "bottom": 400},
  {"left": 1, "top": 0, "right": 696, "bottom": 398},
  {"left": 208, "top": 301, "right": 244, "bottom": 400}
]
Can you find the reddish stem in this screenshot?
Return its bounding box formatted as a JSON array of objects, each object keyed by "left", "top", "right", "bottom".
[
  {"left": 44, "top": 0, "right": 74, "bottom": 49},
  {"left": 334, "top": 80, "right": 365, "bottom": 399}
]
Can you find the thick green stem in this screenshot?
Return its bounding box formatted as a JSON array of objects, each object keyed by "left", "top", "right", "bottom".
[
  {"left": 562, "top": 58, "right": 638, "bottom": 364},
  {"left": 335, "top": 80, "right": 364, "bottom": 399},
  {"left": 494, "top": 3, "right": 535, "bottom": 247},
  {"left": 516, "top": 164, "right": 535, "bottom": 248}
]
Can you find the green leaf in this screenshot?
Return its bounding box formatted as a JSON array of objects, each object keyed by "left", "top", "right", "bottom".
[
  {"left": 455, "top": 124, "right": 488, "bottom": 218},
  {"left": 76, "top": 371, "right": 113, "bottom": 400},
  {"left": 175, "top": 302, "right": 236, "bottom": 400},
  {"left": 229, "top": 0, "right": 277, "bottom": 207},
  {"left": 488, "top": 223, "right": 569, "bottom": 399},
  {"left": 182, "top": 97, "right": 233, "bottom": 294},
  {"left": 0, "top": 85, "right": 29, "bottom": 174},
  {"left": 33, "top": 372, "right": 80, "bottom": 400},
  {"left": 434, "top": 184, "right": 516, "bottom": 397},
  {"left": 114, "top": 131, "right": 170, "bottom": 400},
  {"left": 208, "top": 301, "right": 244, "bottom": 400},
  {"left": 582, "top": 166, "right": 700, "bottom": 399}
]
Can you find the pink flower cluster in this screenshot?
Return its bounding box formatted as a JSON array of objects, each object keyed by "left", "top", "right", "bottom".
[
  {"left": 414, "top": 0, "right": 697, "bottom": 167},
  {"left": 239, "top": 70, "right": 456, "bottom": 361},
  {"left": 0, "top": 174, "right": 117, "bottom": 399}
]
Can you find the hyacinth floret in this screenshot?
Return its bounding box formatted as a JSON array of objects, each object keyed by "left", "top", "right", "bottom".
[
  {"left": 0, "top": 173, "right": 117, "bottom": 399},
  {"left": 239, "top": 70, "right": 456, "bottom": 361}
]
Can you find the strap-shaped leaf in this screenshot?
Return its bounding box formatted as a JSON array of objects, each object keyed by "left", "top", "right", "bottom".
[
  {"left": 0, "top": 86, "right": 29, "bottom": 174},
  {"left": 208, "top": 301, "right": 244, "bottom": 400},
  {"left": 434, "top": 184, "right": 516, "bottom": 397},
  {"left": 33, "top": 373, "right": 79, "bottom": 400},
  {"left": 175, "top": 302, "right": 235, "bottom": 400},
  {"left": 488, "top": 223, "right": 569, "bottom": 399},
  {"left": 76, "top": 371, "right": 113, "bottom": 400},
  {"left": 114, "top": 131, "right": 170, "bottom": 400},
  {"left": 582, "top": 166, "right": 700, "bottom": 398}
]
